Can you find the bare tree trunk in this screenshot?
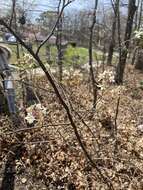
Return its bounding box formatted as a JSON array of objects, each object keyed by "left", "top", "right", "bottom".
[
  {"left": 134, "top": 0, "right": 140, "bottom": 30},
  {"left": 131, "top": 46, "right": 139, "bottom": 65},
  {"left": 117, "top": 0, "right": 122, "bottom": 68},
  {"left": 135, "top": 48, "right": 143, "bottom": 70},
  {"left": 12, "top": 0, "right": 20, "bottom": 60},
  {"left": 0, "top": 84, "right": 9, "bottom": 114},
  {"left": 131, "top": 0, "right": 143, "bottom": 65},
  {"left": 138, "top": 0, "right": 143, "bottom": 29},
  {"left": 56, "top": 0, "right": 63, "bottom": 81},
  {"left": 9, "top": 0, "right": 16, "bottom": 28},
  {"left": 88, "top": 0, "right": 98, "bottom": 109},
  {"left": 115, "top": 0, "right": 137, "bottom": 84},
  {"left": 107, "top": 0, "right": 120, "bottom": 66},
  {"left": 46, "top": 44, "right": 51, "bottom": 63},
  {"left": 102, "top": 36, "right": 106, "bottom": 72}
]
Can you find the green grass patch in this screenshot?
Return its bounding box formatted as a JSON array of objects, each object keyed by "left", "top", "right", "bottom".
[{"left": 8, "top": 43, "right": 103, "bottom": 68}]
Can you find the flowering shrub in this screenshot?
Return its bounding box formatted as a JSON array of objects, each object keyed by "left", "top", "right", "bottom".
[
  {"left": 134, "top": 30, "right": 143, "bottom": 39},
  {"left": 14, "top": 53, "right": 37, "bottom": 69},
  {"left": 25, "top": 112, "right": 35, "bottom": 124},
  {"left": 134, "top": 29, "right": 143, "bottom": 48},
  {"left": 98, "top": 70, "right": 115, "bottom": 84},
  {"left": 25, "top": 103, "right": 47, "bottom": 124}
]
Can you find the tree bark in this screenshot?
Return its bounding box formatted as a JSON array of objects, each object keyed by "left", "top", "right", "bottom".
[
  {"left": 135, "top": 48, "right": 143, "bottom": 70},
  {"left": 107, "top": 0, "right": 120, "bottom": 66},
  {"left": 88, "top": 0, "right": 98, "bottom": 108},
  {"left": 115, "top": 0, "right": 137, "bottom": 84},
  {"left": 131, "top": 0, "right": 143, "bottom": 66},
  {"left": 137, "top": 0, "right": 143, "bottom": 30},
  {"left": 56, "top": 0, "right": 63, "bottom": 81}
]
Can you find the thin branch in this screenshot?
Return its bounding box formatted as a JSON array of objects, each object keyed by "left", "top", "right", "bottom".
[
  {"left": 35, "top": 0, "right": 73, "bottom": 55},
  {"left": 0, "top": 15, "right": 114, "bottom": 189},
  {"left": 88, "top": 0, "right": 99, "bottom": 108},
  {"left": 9, "top": 0, "right": 16, "bottom": 28},
  {"left": 114, "top": 96, "right": 120, "bottom": 154},
  {"left": 6, "top": 123, "right": 71, "bottom": 134}
]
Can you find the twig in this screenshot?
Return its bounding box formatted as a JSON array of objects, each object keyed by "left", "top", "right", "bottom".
[
  {"left": 0, "top": 17, "right": 114, "bottom": 189},
  {"left": 6, "top": 123, "right": 71, "bottom": 134},
  {"left": 114, "top": 96, "right": 120, "bottom": 154},
  {"left": 36, "top": 0, "right": 73, "bottom": 55}
]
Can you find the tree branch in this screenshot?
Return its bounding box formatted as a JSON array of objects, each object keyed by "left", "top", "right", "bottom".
[
  {"left": 35, "top": 0, "right": 73, "bottom": 55},
  {"left": 0, "top": 13, "right": 114, "bottom": 189}
]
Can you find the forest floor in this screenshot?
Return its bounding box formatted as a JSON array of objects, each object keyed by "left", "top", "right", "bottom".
[{"left": 0, "top": 65, "right": 143, "bottom": 190}]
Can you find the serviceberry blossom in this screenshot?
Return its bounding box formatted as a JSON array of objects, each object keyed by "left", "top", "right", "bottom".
[{"left": 25, "top": 104, "right": 47, "bottom": 124}]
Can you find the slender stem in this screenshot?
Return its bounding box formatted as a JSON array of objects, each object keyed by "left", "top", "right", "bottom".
[{"left": 0, "top": 11, "right": 114, "bottom": 189}]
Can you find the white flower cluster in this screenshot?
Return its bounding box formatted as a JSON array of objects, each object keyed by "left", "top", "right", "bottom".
[
  {"left": 98, "top": 70, "right": 115, "bottom": 84},
  {"left": 134, "top": 30, "right": 143, "bottom": 39},
  {"left": 25, "top": 112, "right": 35, "bottom": 124},
  {"left": 23, "top": 53, "right": 33, "bottom": 60},
  {"left": 110, "top": 86, "right": 125, "bottom": 96},
  {"left": 137, "top": 124, "right": 143, "bottom": 132},
  {"left": 73, "top": 70, "right": 83, "bottom": 78},
  {"left": 81, "top": 62, "right": 102, "bottom": 71},
  {"left": 25, "top": 104, "right": 47, "bottom": 124},
  {"left": 15, "top": 53, "right": 36, "bottom": 69}
]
